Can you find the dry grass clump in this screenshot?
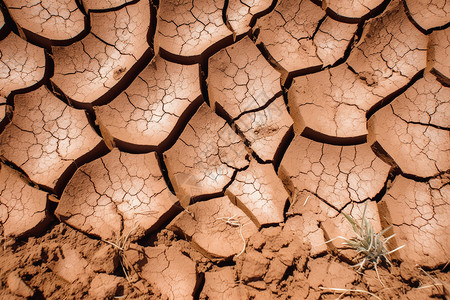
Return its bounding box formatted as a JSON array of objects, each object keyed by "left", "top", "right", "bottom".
[
  {"left": 327, "top": 202, "right": 405, "bottom": 285},
  {"left": 104, "top": 226, "right": 139, "bottom": 282}
]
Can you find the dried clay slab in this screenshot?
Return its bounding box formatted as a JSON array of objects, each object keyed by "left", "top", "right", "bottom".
[
  {"left": 289, "top": 1, "right": 429, "bottom": 140},
  {"left": 0, "top": 9, "right": 5, "bottom": 34},
  {"left": 202, "top": 267, "right": 243, "bottom": 299},
  {"left": 254, "top": 0, "right": 357, "bottom": 73},
  {"left": 126, "top": 244, "right": 198, "bottom": 300},
  {"left": 0, "top": 96, "right": 8, "bottom": 126},
  {"left": 321, "top": 200, "right": 383, "bottom": 257},
  {"left": 155, "top": 0, "right": 232, "bottom": 58},
  {"left": 163, "top": 103, "right": 249, "bottom": 207},
  {"left": 82, "top": 0, "right": 132, "bottom": 11},
  {"left": 51, "top": 0, "right": 150, "bottom": 104},
  {"left": 226, "top": 160, "right": 289, "bottom": 227},
  {"left": 234, "top": 96, "right": 293, "bottom": 162},
  {"left": 368, "top": 73, "right": 450, "bottom": 178},
  {"left": 208, "top": 36, "right": 282, "bottom": 119},
  {"left": 428, "top": 27, "right": 450, "bottom": 86},
  {"left": 56, "top": 149, "right": 178, "bottom": 241},
  {"left": 284, "top": 194, "right": 382, "bottom": 259},
  {"left": 169, "top": 195, "right": 258, "bottom": 258},
  {"left": 4, "top": 0, "right": 86, "bottom": 42},
  {"left": 279, "top": 135, "right": 390, "bottom": 211},
  {"left": 279, "top": 134, "right": 389, "bottom": 257},
  {"left": 323, "top": 0, "right": 385, "bottom": 21},
  {"left": 0, "top": 33, "right": 46, "bottom": 98},
  {"left": 0, "top": 163, "right": 49, "bottom": 237},
  {"left": 95, "top": 55, "right": 202, "bottom": 151},
  {"left": 404, "top": 0, "right": 450, "bottom": 31},
  {"left": 226, "top": 0, "right": 273, "bottom": 35},
  {"left": 347, "top": 0, "right": 428, "bottom": 96},
  {"left": 0, "top": 86, "right": 104, "bottom": 193},
  {"left": 288, "top": 64, "right": 382, "bottom": 138},
  {"left": 380, "top": 175, "right": 450, "bottom": 268}
]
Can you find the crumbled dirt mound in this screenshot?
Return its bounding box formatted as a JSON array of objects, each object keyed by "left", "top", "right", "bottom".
[{"left": 0, "top": 0, "right": 449, "bottom": 299}]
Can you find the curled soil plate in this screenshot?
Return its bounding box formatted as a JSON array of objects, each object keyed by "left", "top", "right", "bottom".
[{"left": 0, "top": 0, "right": 449, "bottom": 299}]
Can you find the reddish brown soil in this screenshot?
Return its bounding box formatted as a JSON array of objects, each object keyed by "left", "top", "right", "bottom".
[
  {"left": 0, "top": 0, "right": 449, "bottom": 299},
  {"left": 1, "top": 222, "right": 449, "bottom": 299}
]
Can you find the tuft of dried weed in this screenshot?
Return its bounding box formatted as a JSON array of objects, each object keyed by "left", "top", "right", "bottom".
[{"left": 327, "top": 202, "right": 405, "bottom": 286}]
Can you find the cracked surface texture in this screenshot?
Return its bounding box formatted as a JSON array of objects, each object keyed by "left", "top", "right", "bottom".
[
  {"left": 4, "top": 0, "right": 86, "bottom": 41},
  {"left": 254, "top": 0, "right": 324, "bottom": 73},
  {"left": 95, "top": 56, "right": 201, "bottom": 148},
  {"left": 0, "top": 33, "right": 46, "bottom": 97},
  {"left": 0, "top": 163, "right": 48, "bottom": 237},
  {"left": 0, "top": 86, "right": 103, "bottom": 191},
  {"left": 380, "top": 175, "right": 450, "bottom": 267},
  {"left": 289, "top": 64, "right": 382, "bottom": 137},
  {"left": 82, "top": 0, "right": 131, "bottom": 11},
  {"left": 226, "top": 0, "right": 272, "bottom": 35},
  {"left": 163, "top": 103, "right": 249, "bottom": 206},
  {"left": 388, "top": 73, "right": 449, "bottom": 129},
  {"left": 368, "top": 74, "right": 450, "bottom": 177},
  {"left": 279, "top": 135, "right": 390, "bottom": 211},
  {"left": 169, "top": 196, "right": 258, "bottom": 257},
  {"left": 234, "top": 96, "right": 292, "bottom": 162},
  {"left": 202, "top": 267, "right": 242, "bottom": 299},
  {"left": 254, "top": 0, "right": 357, "bottom": 72},
  {"left": 0, "top": 0, "right": 449, "bottom": 296},
  {"left": 0, "top": 96, "right": 7, "bottom": 124},
  {"left": 155, "top": 0, "right": 232, "bottom": 57},
  {"left": 286, "top": 193, "right": 383, "bottom": 258},
  {"left": 285, "top": 196, "right": 333, "bottom": 256},
  {"left": 313, "top": 18, "right": 358, "bottom": 67},
  {"left": 128, "top": 245, "right": 197, "bottom": 300},
  {"left": 347, "top": 0, "right": 428, "bottom": 96},
  {"left": 51, "top": 0, "right": 150, "bottom": 104},
  {"left": 56, "top": 149, "right": 178, "bottom": 240},
  {"left": 404, "top": 0, "right": 450, "bottom": 31},
  {"left": 428, "top": 28, "right": 450, "bottom": 85},
  {"left": 323, "top": 0, "right": 384, "bottom": 20},
  {"left": 226, "top": 160, "right": 288, "bottom": 227},
  {"left": 0, "top": 10, "right": 4, "bottom": 30},
  {"left": 321, "top": 200, "right": 383, "bottom": 252},
  {"left": 208, "top": 36, "right": 281, "bottom": 119}
]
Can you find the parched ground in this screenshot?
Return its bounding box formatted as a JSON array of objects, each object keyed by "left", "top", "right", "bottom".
[{"left": 0, "top": 0, "right": 449, "bottom": 299}]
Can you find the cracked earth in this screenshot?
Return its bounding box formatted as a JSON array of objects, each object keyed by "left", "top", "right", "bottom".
[{"left": 0, "top": 0, "right": 449, "bottom": 299}]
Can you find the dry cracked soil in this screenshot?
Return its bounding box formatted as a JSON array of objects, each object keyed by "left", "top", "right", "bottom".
[{"left": 0, "top": 0, "right": 449, "bottom": 299}]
